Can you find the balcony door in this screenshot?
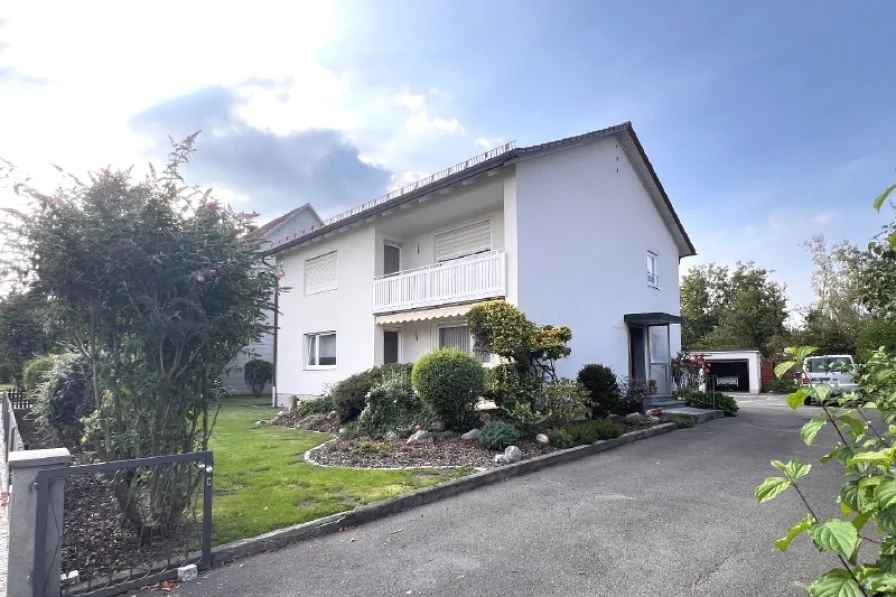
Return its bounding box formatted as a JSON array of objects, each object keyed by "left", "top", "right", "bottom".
[{"left": 384, "top": 242, "right": 401, "bottom": 276}]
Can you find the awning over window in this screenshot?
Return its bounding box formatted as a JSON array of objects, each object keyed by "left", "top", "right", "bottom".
[
  {"left": 624, "top": 312, "right": 684, "bottom": 326},
  {"left": 375, "top": 304, "right": 472, "bottom": 326}
]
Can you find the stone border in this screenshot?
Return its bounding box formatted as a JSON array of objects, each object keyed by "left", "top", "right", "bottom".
[{"left": 212, "top": 422, "right": 680, "bottom": 565}]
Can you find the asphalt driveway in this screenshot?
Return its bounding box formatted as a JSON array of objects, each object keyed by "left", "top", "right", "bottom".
[{"left": 158, "top": 395, "right": 845, "bottom": 597}]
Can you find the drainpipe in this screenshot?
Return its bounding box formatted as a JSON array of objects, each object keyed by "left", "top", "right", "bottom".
[{"left": 272, "top": 280, "right": 279, "bottom": 408}]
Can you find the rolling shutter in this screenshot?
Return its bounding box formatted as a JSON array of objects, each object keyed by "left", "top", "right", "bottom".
[
  {"left": 305, "top": 251, "right": 337, "bottom": 294},
  {"left": 435, "top": 219, "right": 491, "bottom": 262}
]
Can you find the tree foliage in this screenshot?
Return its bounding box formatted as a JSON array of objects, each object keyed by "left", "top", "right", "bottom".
[
  {"left": 243, "top": 358, "right": 273, "bottom": 397},
  {"left": 0, "top": 291, "right": 54, "bottom": 387},
  {"left": 680, "top": 262, "right": 788, "bottom": 356},
  {"left": 0, "top": 135, "right": 281, "bottom": 531}
]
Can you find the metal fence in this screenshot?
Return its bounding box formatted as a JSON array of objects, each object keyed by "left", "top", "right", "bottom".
[
  {"left": 3, "top": 391, "right": 26, "bottom": 486},
  {"left": 33, "top": 451, "right": 214, "bottom": 597},
  {"left": 5, "top": 388, "right": 31, "bottom": 410}
]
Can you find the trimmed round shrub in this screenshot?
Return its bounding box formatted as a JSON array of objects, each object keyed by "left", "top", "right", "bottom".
[
  {"left": 412, "top": 349, "right": 485, "bottom": 430},
  {"left": 23, "top": 355, "right": 56, "bottom": 393},
  {"left": 548, "top": 428, "right": 575, "bottom": 449},
  {"left": 566, "top": 419, "right": 622, "bottom": 445},
  {"left": 356, "top": 373, "right": 436, "bottom": 438},
  {"left": 478, "top": 421, "right": 520, "bottom": 451},
  {"left": 34, "top": 353, "right": 95, "bottom": 449},
  {"left": 857, "top": 320, "right": 896, "bottom": 363},
  {"left": 577, "top": 364, "right": 620, "bottom": 419},
  {"left": 243, "top": 359, "right": 274, "bottom": 397},
  {"left": 331, "top": 363, "right": 413, "bottom": 423}
]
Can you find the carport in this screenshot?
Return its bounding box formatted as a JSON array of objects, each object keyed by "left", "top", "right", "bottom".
[{"left": 699, "top": 349, "right": 762, "bottom": 394}]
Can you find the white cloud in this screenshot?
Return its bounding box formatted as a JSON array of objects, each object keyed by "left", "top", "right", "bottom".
[
  {"left": 813, "top": 210, "right": 835, "bottom": 225},
  {"left": 389, "top": 170, "right": 429, "bottom": 190},
  {"left": 475, "top": 136, "right": 506, "bottom": 151}
]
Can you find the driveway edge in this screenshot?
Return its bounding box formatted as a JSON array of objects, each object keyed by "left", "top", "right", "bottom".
[{"left": 211, "top": 422, "right": 680, "bottom": 565}]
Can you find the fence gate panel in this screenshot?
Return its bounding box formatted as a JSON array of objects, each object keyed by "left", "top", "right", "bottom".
[{"left": 33, "top": 451, "right": 213, "bottom": 597}]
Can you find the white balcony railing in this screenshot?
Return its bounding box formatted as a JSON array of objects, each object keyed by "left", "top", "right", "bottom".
[{"left": 373, "top": 250, "right": 507, "bottom": 314}]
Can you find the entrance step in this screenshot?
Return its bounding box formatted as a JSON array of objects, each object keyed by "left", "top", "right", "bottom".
[{"left": 661, "top": 407, "right": 724, "bottom": 423}]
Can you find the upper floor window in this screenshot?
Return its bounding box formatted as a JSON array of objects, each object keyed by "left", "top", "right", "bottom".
[
  {"left": 306, "top": 251, "right": 337, "bottom": 295},
  {"left": 434, "top": 219, "right": 491, "bottom": 262},
  {"left": 647, "top": 251, "right": 659, "bottom": 288}
]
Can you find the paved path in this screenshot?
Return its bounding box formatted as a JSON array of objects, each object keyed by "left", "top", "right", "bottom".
[{"left": 157, "top": 397, "right": 844, "bottom": 597}]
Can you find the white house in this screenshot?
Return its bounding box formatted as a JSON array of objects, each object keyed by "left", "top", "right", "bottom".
[
  {"left": 220, "top": 203, "right": 323, "bottom": 394},
  {"left": 263, "top": 122, "right": 696, "bottom": 406}
]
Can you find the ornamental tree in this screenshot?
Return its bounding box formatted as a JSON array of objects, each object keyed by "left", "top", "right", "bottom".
[{"left": 0, "top": 135, "right": 281, "bottom": 531}]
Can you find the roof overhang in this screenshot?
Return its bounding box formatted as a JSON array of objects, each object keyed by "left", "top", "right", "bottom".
[
  {"left": 375, "top": 304, "right": 472, "bottom": 326},
  {"left": 624, "top": 312, "right": 684, "bottom": 326}
]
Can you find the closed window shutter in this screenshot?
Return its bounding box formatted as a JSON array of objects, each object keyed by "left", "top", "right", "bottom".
[
  {"left": 435, "top": 220, "right": 491, "bottom": 262},
  {"left": 305, "top": 251, "right": 337, "bottom": 294}
]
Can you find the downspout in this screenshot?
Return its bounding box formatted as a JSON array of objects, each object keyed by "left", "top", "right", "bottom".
[{"left": 272, "top": 281, "right": 279, "bottom": 408}]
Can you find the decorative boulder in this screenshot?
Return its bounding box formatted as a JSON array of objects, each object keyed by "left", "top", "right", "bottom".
[
  {"left": 494, "top": 454, "right": 510, "bottom": 466},
  {"left": 626, "top": 413, "right": 648, "bottom": 423},
  {"left": 504, "top": 445, "right": 522, "bottom": 463},
  {"left": 406, "top": 429, "right": 434, "bottom": 445},
  {"left": 384, "top": 431, "right": 398, "bottom": 441},
  {"left": 461, "top": 428, "right": 482, "bottom": 441},
  {"left": 535, "top": 433, "right": 549, "bottom": 445},
  {"left": 327, "top": 410, "right": 339, "bottom": 421}
]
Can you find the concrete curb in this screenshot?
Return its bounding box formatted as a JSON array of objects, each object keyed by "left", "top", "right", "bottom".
[{"left": 211, "top": 422, "right": 680, "bottom": 565}]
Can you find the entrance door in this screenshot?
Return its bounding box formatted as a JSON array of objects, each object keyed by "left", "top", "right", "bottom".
[
  {"left": 383, "top": 330, "right": 400, "bottom": 364},
  {"left": 629, "top": 326, "right": 647, "bottom": 381}
]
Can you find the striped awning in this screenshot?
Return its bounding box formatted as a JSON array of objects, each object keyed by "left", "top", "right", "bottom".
[{"left": 375, "top": 304, "right": 472, "bottom": 325}]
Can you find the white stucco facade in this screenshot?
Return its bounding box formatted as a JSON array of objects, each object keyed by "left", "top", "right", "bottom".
[
  {"left": 269, "top": 127, "right": 693, "bottom": 406},
  {"left": 514, "top": 137, "right": 682, "bottom": 380}
]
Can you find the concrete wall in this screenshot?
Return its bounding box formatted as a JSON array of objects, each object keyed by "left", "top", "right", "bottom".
[
  {"left": 276, "top": 227, "right": 377, "bottom": 403},
  {"left": 514, "top": 135, "right": 683, "bottom": 380}
]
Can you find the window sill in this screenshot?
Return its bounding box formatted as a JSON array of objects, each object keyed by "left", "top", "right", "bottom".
[
  {"left": 305, "top": 365, "right": 337, "bottom": 371},
  {"left": 305, "top": 287, "right": 338, "bottom": 296},
  {"left": 648, "top": 284, "right": 661, "bottom": 290}
]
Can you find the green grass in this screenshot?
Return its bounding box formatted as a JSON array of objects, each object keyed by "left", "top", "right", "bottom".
[{"left": 209, "top": 397, "right": 465, "bottom": 545}]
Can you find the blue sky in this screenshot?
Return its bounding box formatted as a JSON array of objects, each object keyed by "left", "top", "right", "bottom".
[{"left": 1, "top": 1, "right": 894, "bottom": 309}]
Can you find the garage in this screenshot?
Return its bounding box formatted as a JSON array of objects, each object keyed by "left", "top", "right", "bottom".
[{"left": 699, "top": 349, "right": 762, "bottom": 394}]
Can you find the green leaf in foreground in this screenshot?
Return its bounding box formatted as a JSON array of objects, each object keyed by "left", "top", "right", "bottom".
[
  {"left": 787, "top": 388, "right": 808, "bottom": 410},
  {"left": 756, "top": 476, "right": 791, "bottom": 503},
  {"left": 839, "top": 481, "right": 861, "bottom": 512},
  {"left": 876, "top": 479, "right": 896, "bottom": 510},
  {"left": 776, "top": 514, "right": 814, "bottom": 551},
  {"left": 801, "top": 418, "right": 826, "bottom": 446},
  {"left": 784, "top": 459, "right": 811, "bottom": 481},
  {"left": 775, "top": 360, "right": 796, "bottom": 379},
  {"left": 808, "top": 568, "right": 863, "bottom": 597},
  {"left": 874, "top": 182, "right": 896, "bottom": 211},
  {"left": 878, "top": 507, "right": 896, "bottom": 534},
  {"left": 808, "top": 520, "right": 859, "bottom": 558}
]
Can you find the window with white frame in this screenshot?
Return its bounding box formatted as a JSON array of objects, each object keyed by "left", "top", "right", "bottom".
[
  {"left": 305, "top": 251, "right": 337, "bottom": 295},
  {"left": 305, "top": 332, "right": 336, "bottom": 368},
  {"left": 438, "top": 325, "right": 490, "bottom": 363},
  {"left": 647, "top": 251, "right": 659, "bottom": 288}
]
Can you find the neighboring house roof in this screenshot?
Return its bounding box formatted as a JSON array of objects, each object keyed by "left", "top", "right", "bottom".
[
  {"left": 262, "top": 122, "right": 696, "bottom": 258},
  {"left": 243, "top": 203, "right": 323, "bottom": 243}
]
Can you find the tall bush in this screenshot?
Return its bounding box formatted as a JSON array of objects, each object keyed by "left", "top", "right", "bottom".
[
  {"left": 23, "top": 354, "right": 56, "bottom": 393},
  {"left": 577, "top": 364, "right": 620, "bottom": 418},
  {"left": 356, "top": 372, "right": 435, "bottom": 438},
  {"left": 0, "top": 136, "right": 280, "bottom": 532},
  {"left": 412, "top": 349, "right": 485, "bottom": 430},
  {"left": 243, "top": 359, "right": 274, "bottom": 397},
  {"left": 856, "top": 319, "right": 896, "bottom": 362},
  {"left": 0, "top": 291, "right": 54, "bottom": 389},
  {"left": 33, "top": 353, "right": 94, "bottom": 449}
]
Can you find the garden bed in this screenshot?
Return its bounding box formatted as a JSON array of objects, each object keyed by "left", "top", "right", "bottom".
[{"left": 306, "top": 415, "right": 668, "bottom": 470}]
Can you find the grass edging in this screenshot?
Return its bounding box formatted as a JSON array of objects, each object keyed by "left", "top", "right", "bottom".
[{"left": 211, "top": 421, "right": 679, "bottom": 565}]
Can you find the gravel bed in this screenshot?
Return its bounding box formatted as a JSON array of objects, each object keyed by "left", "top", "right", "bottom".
[{"left": 311, "top": 436, "right": 557, "bottom": 469}]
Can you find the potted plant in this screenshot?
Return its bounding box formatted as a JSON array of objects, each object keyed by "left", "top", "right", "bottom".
[{"left": 648, "top": 379, "right": 658, "bottom": 394}]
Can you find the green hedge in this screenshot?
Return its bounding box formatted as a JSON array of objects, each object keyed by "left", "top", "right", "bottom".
[
  {"left": 684, "top": 392, "right": 739, "bottom": 416},
  {"left": 857, "top": 320, "right": 896, "bottom": 363},
  {"left": 331, "top": 363, "right": 413, "bottom": 423}
]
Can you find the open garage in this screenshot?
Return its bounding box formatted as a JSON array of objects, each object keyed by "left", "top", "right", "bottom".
[{"left": 699, "top": 349, "right": 762, "bottom": 394}]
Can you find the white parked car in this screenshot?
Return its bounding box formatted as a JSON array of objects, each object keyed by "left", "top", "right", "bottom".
[{"left": 802, "top": 355, "right": 858, "bottom": 399}]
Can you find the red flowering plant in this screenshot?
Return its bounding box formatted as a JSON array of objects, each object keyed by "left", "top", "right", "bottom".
[{"left": 672, "top": 346, "right": 710, "bottom": 393}]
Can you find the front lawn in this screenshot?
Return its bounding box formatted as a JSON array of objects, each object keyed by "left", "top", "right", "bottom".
[{"left": 209, "top": 397, "right": 464, "bottom": 545}]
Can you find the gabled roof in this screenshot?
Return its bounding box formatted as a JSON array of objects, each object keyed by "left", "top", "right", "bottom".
[
  {"left": 263, "top": 122, "right": 696, "bottom": 257},
  {"left": 244, "top": 203, "right": 322, "bottom": 243}
]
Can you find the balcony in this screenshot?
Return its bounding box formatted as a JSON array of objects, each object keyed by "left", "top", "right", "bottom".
[{"left": 373, "top": 250, "right": 507, "bottom": 314}]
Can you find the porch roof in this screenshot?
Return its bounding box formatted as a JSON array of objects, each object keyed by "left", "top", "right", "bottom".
[
  {"left": 375, "top": 304, "right": 472, "bottom": 326},
  {"left": 624, "top": 312, "right": 683, "bottom": 326}
]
